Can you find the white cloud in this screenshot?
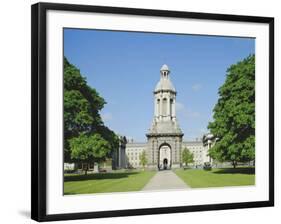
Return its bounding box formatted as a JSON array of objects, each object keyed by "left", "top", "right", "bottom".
[
  {"left": 192, "top": 83, "right": 202, "bottom": 91},
  {"left": 101, "top": 112, "right": 113, "bottom": 122}
]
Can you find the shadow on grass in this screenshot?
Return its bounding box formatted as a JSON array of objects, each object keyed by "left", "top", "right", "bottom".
[
  {"left": 213, "top": 167, "right": 255, "bottom": 175},
  {"left": 64, "top": 172, "right": 140, "bottom": 182}
]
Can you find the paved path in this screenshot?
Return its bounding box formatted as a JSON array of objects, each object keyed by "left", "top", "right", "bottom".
[{"left": 142, "top": 170, "right": 190, "bottom": 191}]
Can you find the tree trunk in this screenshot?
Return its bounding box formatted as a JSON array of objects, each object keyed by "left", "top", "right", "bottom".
[
  {"left": 232, "top": 161, "right": 237, "bottom": 169},
  {"left": 84, "top": 163, "right": 88, "bottom": 175}
]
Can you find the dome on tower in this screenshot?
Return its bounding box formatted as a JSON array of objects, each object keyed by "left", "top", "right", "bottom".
[
  {"left": 154, "top": 79, "right": 176, "bottom": 92},
  {"left": 155, "top": 64, "right": 176, "bottom": 92},
  {"left": 160, "top": 64, "right": 169, "bottom": 71}
]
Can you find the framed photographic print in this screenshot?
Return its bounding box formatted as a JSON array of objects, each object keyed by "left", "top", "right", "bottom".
[{"left": 31, "top": 2, "right": 274, "bottom": 222}]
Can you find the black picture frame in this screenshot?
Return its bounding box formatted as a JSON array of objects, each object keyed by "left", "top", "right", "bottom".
[{"left": 31, "top": 2, "right": 274, "bottom": 222}]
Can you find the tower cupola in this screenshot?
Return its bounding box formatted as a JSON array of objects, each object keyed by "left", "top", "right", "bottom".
[
  {"left": 155, "top": 64, "right": 175, "bottom": 92},
  {"left": 160, "top": 64, "right": 170, "bottom": 78}
]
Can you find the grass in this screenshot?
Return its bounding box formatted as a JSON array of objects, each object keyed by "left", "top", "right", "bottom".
[
  {"left": 64, "top": 170, "right": 156, "bottom": 195},
  {"left": 174, "top": 167, "right": 255, "bottom": 188}
]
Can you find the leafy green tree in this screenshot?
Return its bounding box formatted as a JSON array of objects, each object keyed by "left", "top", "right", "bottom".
[
  {"left": 182, "top": 147, "right": 194, "bottom": 167},
  {"left": 97, "top": 125, "right": 119, "bottom": 158},
  {"left": 69, "top": 133, "right": 111, "bottom": 174},
  {"left": 208, "top": 55, "right": 255, "bottom": 168},
  {"left": 139, "top": 151, "right": 148, "bottom": 170},
  {"left": 64, "top": 57, "right": 118, "bottom": 163}
]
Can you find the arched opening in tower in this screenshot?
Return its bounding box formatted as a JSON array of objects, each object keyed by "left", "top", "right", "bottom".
[{"left": 163, "top": 98, "right": 167, "bottom": 116}]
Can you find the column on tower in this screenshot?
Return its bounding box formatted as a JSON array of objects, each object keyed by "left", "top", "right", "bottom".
[
  {"left": 158, "top": 98, "right": 160, "bottom": 118},
  {"left": 154, "top": 97, "right": 158, "bottom": 119},
  {"left": 172, "top": 97, "right": 176, "bottom": 120},
  {"left": 167, "top": 96, "right": 170, "bottom": 118},
  {"left": 170, "top": 98, "right": 173, "bottom": 120},
  {"left": 159, "top": 96, "right": 162, "bottom": 120}
]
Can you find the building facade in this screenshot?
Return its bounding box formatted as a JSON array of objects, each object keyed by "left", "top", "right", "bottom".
[
  {"left": 125, "top": 141, "right": 146, "bottom": 168},
  {"left": 124, "top": 140, "right": 210, "bottom": 169},
  {"left": 119, "top": 65, "right": 211, "bottom": 170}
]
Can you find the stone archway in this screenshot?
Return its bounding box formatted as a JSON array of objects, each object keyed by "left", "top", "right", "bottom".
[{"left": 158, "top": 144, "right": 171, "bottom": 170}]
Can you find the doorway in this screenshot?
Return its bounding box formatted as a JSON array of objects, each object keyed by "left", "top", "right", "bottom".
[{"left": 158, "top": 144, "right": 171, "bottom": 170}]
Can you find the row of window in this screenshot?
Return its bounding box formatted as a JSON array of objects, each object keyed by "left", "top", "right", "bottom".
[
  {"left": 191, "top": 151, "right": 202, "bottom": 154},
  {"left": 184, "top": 147, "right": 202, "bottom": 150},
  {"left": 128, "top": 157, "right": 139, "bottom": 161},
  {"left": 129, "top": 162, "right": 140, "bottom": 167},
  {"left": 127, "top": 152, "right": 141, "bottom": 155},
  {"left": 127, "top": 148, "right": 203, "bottom": 151},
  {"left": 126, "top": 149, "right": 141, "bottom": 151}
]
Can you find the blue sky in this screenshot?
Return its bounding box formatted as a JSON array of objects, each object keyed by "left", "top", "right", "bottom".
[{"left": 64, "top": 28, "right": 255, "bottom": 142}]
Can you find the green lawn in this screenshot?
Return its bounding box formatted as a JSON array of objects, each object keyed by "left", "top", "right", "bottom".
[
  {"left": 174, "top": 167, "right": 255, "bottom": 188},
  {"left": 64, "top": 170, "right": 156, "bottom": 195}
]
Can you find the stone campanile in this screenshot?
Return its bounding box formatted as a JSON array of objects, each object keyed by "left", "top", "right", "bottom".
[{"left": 146, "top": 64, "right": 183, "bottom": 170}]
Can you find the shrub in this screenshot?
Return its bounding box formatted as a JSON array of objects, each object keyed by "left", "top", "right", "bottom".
[{"left": 203, "top": 162, "right": 212, "bottom": 171}]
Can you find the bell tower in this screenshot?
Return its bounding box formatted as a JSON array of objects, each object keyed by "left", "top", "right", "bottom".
[
  {"left": 146, "top": 64, "right": 183, "bottom": 170},
  {"left": 154, "top": 64, "right": 176, "bottom": 122}
]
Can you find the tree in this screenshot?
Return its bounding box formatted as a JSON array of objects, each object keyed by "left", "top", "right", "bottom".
[
  {"left": 69, "top": 133, "right": 111, "bottom": 174},
  {"left": 64, "top": 57, "right": 118, "bottom": 164},
  {"left": 208, "top": 55, "right": 255, "bottom": 168},
  {"left": 139, "top": 151, "right": 148, "bottom": 170},
  {"left": 182, "top": 148, "right": 194, "bottom": 167},
  {"left": 97, "top": 125, "right": 119, "bottom": 159}
]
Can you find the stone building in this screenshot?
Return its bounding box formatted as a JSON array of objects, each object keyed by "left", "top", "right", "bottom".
[
  {"left": 120, "top": 65, "right": 211, "bottom": 170},
  {"left": 146, "top": 64, "right": 183, "bottom": 169},
  {"left": 125, "top": 141, "right": 145, "bottom": 168},
  {"left": 124, "top": 139, "right": 210, "bottom": 169},
  {"left": 183, "top": 140, "right": 209, "bottom": 166}
]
